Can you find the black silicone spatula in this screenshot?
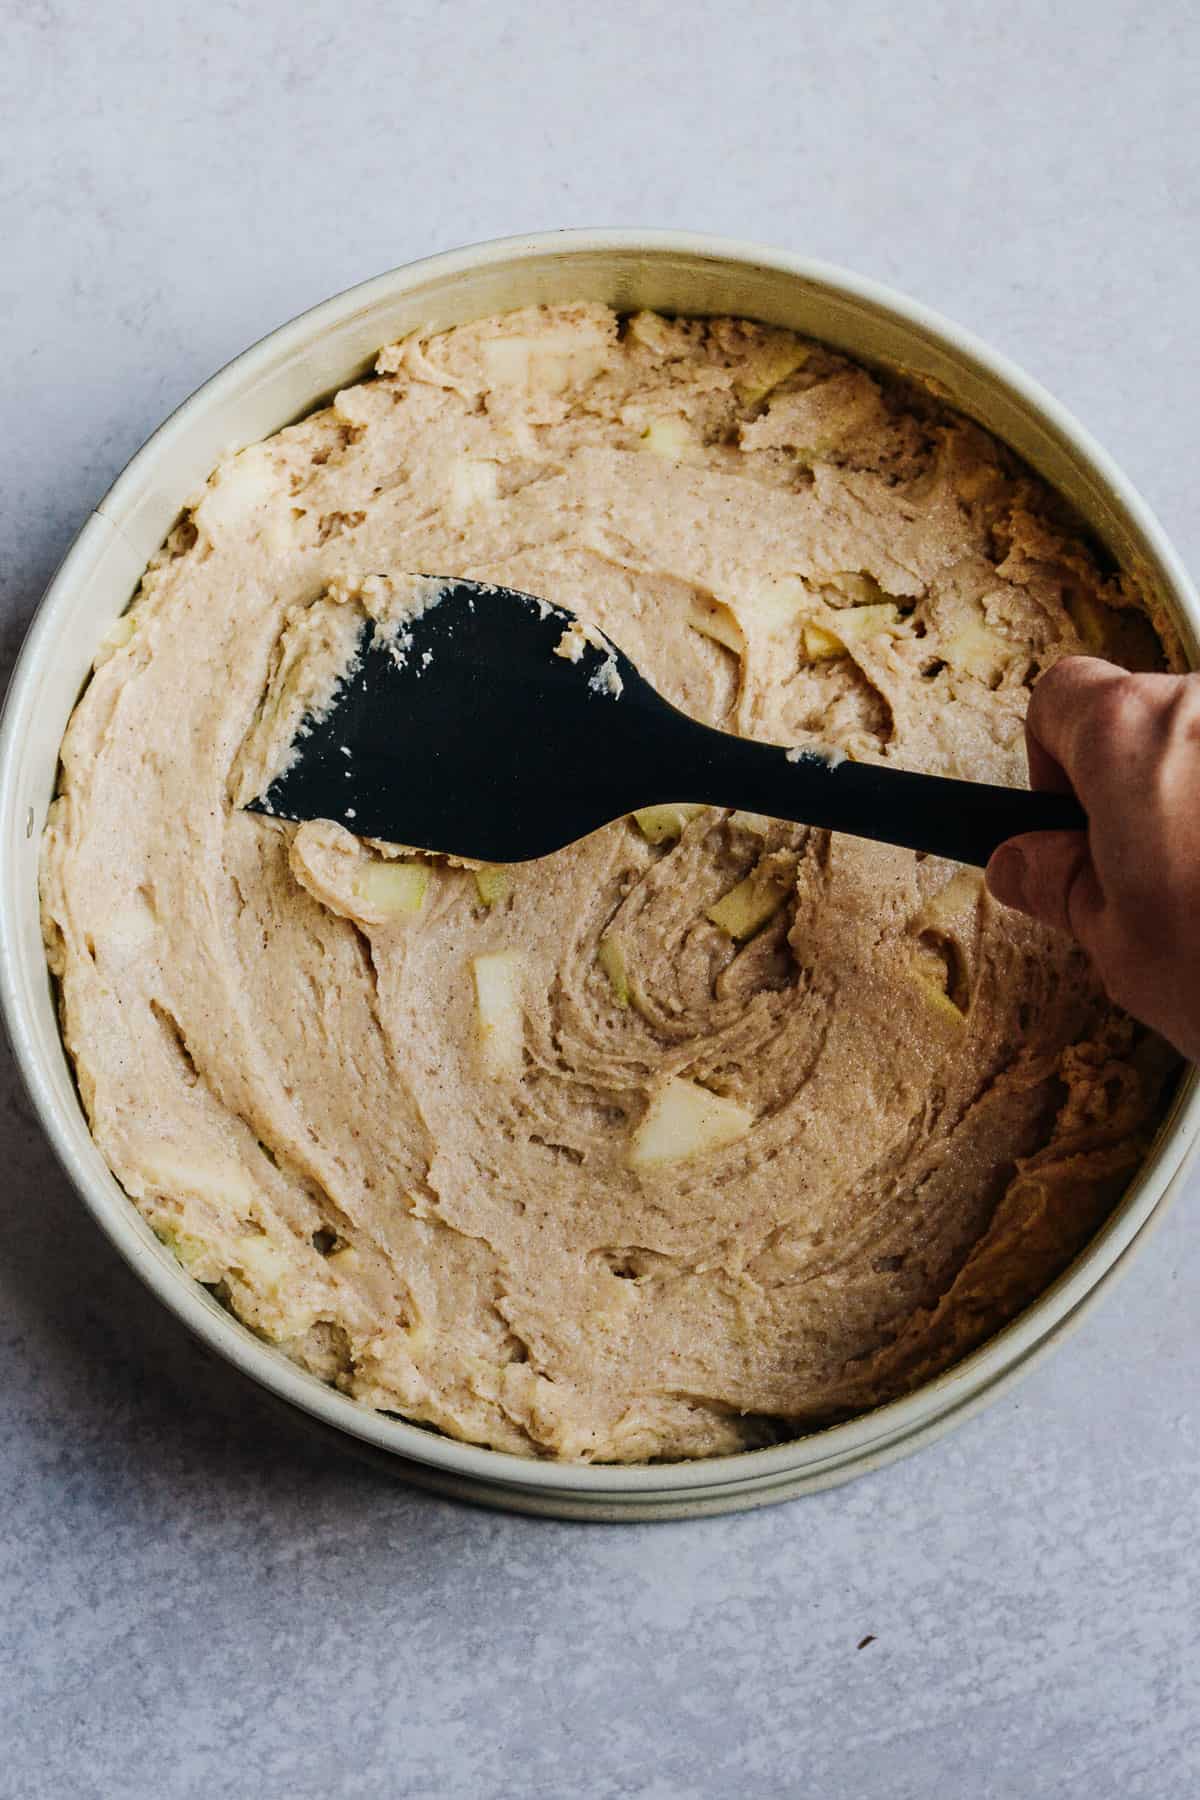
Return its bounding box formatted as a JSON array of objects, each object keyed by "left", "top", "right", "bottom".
[{"left": 247, "top": 577, "right": 1085, "bottom": 866}]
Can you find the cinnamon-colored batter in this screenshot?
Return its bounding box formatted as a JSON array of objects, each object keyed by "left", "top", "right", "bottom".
[{"left": 41, "top": 303, "right": 1177, "bottom": 1461}]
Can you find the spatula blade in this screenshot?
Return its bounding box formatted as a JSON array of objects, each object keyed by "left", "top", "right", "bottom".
[{"left": 246, "top": 578, "right": 651, "bottom": 862}]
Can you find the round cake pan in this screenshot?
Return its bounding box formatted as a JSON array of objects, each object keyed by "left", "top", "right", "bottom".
[{"left": 2, "top": 230, "right": 1198, "bottom": 1520}]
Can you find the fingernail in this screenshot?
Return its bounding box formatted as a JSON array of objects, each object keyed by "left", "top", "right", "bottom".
[{"left": 987, "top": 845, "right": 1027, "bottom": 911}]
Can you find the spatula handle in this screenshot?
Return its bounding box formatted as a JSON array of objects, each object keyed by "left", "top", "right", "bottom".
[
  {"left": 784, "top": 758, "right": 1087, "bottom": 867},
  {"left": 656, "top": 725, "right": 1087, "bottom": 868}
]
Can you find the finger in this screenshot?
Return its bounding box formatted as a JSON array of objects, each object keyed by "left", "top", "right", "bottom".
[
  {"left": 1025, "top": 656, "right": 1126, "bottom": 799},
  {"left": 986, "top": 829, "right": 1104, "bottom": 943},
  {"left": 1025, "top": 720, "right": 1074, "bottom": 796}
]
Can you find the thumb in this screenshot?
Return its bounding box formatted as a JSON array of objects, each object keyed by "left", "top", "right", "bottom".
[{"left": 986, "top": 830, "right": 1102, "bottom": 943}]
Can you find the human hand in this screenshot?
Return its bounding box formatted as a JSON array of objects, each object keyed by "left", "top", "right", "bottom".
[{"left": 986, "top": 656, "right": 1200, "bottom": 1062}]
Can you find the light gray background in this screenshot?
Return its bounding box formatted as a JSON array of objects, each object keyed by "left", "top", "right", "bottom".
[{"left": 3, "top": 4, "right": 1198, "bottom": 1796}]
